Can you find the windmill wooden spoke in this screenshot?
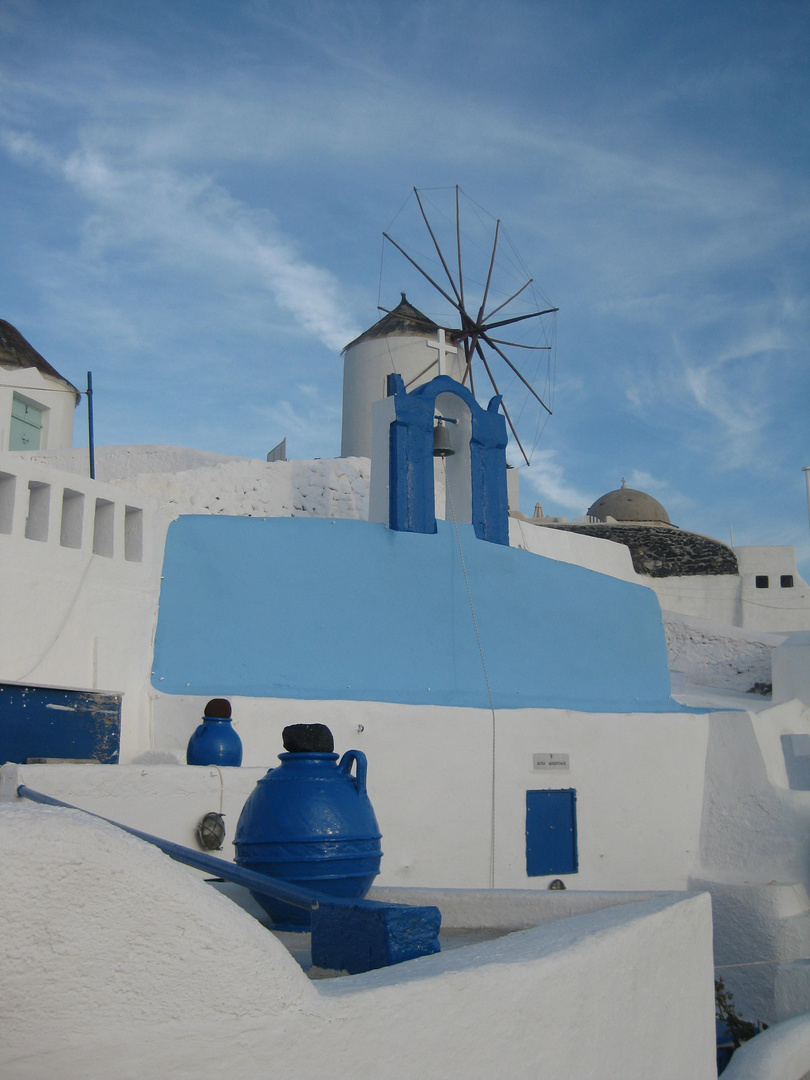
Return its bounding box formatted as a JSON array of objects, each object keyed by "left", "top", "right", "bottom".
[
  {"left": 487, "top": 338, "right": 551, "bottom": 350},
  {"left": 462, "top": 342, "right": 475, "bottom": 394},
  {"left": 404, "top": 358, "right": 439, "bottom": 389},
  {"left": 383, "top": 187, "right": 557, "bottom": 467},
  {"left": 414, "top": 188, "right": 462, "bottom": 307},
  {"left": 456, "top": 186, "right": 465, "bottom": 312},
  {"left": 476, "top": 219, "right": 501, "bottom": 324},
  {"left": 482, "top": 307, "right": 559, "bottom": 333},
  {"left": 475, "top": 341, "right": 530, "bottom": 465},
  {"left": 482, "top": 276, "right": 533, "bottom": 322},
  {"left": 483, "top": 334, "right": 552, "bottom": 415},
  {"left": 383, "top": 233, "right": 461, "bottom": 312},
  {"left": 460, "top": 334, "right": 475, "bottom": 387},
  {"left": 460, "top": 354, "right": 473, "bottom": 388}
]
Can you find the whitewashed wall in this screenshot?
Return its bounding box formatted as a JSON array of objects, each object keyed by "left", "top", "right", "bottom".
[
  {"left": 1, "top": 800, "right": 717, "bottom": 1080},
  {"left": 34, "top": 696, "right": 711, "bottom": 893},
  {"left": 509, "top": 516, "right": 640, "bottom": 581},
  {"left": 0, "top": 457, "right": 164, "bottom": 760},
  {"left": 511, "top": 518, "right": 810, "bottom": 633},
  {"left": 648, "top": 547, "right": 810, "bottom": 632}
]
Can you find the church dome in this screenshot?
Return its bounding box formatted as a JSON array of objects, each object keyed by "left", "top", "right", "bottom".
[{"left": 587, "top": 483, "right": 671, "bottom": 525}]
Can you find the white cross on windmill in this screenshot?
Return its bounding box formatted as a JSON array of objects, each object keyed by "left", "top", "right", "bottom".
[{"left": 425, "top": 327, "right": 458, "bottom": 378}]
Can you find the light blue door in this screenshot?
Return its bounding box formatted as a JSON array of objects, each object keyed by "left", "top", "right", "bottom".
[{"left": 10, "top": 396, "right": 43, "bottom": 450}]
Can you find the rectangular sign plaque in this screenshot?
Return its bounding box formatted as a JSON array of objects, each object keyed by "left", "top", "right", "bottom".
[{"left": 533, "top": 753, "right": 570, "bottom": 772}]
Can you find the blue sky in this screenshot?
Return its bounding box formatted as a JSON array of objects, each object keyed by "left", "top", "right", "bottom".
[{"left": 2, "top": 0, "right": 809, "bottom": 573}]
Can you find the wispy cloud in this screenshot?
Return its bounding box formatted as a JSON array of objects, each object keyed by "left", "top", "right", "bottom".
[
  {"left": 519, "top": 449, "right": 593, "bottom": 514},
  {"left": 2, "top": 131, "right": 361, "bottom": 352}
]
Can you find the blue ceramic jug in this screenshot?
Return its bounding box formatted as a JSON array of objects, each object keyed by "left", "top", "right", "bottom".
[
  {"left": 234, "top": 729, "right": 382, "bottom": 928},
  {"left": 186, "top": 698, "right": 243, "bottom": 767}
]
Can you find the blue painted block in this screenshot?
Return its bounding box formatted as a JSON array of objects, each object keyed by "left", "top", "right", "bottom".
[
  {"left": 526, "top": 789, "right": 578, "bottom": 877},
  {"left": 153, "top": 517, "right": 680, "bottom": 713},
  {"left": 311, "top": 900, "right": 442, "bottom": 974}
]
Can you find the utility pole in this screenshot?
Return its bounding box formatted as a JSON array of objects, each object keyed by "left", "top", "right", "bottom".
[{"left": 87, "top": 371, "right": 95, "bottom": 480}]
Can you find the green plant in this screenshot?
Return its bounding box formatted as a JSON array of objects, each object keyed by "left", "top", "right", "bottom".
[{"left": 715, "top": 978, "right": 764, "bottom": 1049}]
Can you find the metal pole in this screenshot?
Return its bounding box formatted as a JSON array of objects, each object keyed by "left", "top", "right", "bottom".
[
  {"left": 87, "top": 371, "right": 95, "bottom": 480},
  {"left": 803, "top": 467, "right": 810, "bottom": 538}
]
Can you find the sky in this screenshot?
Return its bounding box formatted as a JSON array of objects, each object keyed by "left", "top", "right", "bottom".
[{"left": 1, "top": 0, "right": 809, "bottom": 574}]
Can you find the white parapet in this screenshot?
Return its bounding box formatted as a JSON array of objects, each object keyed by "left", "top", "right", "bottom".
[
  {"left": 0, "top": 457, "right": 165, "bottom": 759},
  {"left": 1, "top": 797, "right": 717, "bottom": 1080}
]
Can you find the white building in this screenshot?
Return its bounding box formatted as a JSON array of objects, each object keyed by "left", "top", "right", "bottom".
[
  {"left": 3, "top": 311, "right": 810, "bottom": 1077},
  {"left": 1, "top": 320, "right": 79, "bottom": 452}
]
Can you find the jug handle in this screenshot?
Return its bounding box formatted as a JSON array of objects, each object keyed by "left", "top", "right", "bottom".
[{"left": 339, "top": 750, "right": 367, "bottom": 796}]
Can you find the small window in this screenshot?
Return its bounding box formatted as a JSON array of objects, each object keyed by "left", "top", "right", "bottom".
[
  {"left": 0, "top": 472, "right": 15, "bottom": 534},
  {"left": 124, "top": 506, "right": 143, "bottom": 563},
  {"left": 25, "top": 481, "right": 50, "bottom": 541},
  {"left": 60, "top": 490, "right": 84, "bottom": 549},
  {"left": 93, "top": 498, "right": 114, "bottom": 557},
  {"left": 755, "top": 575, "right": 769, "bottom": 589},
  {"left": 781, "top": 575, "right": 794, "bottom": 589}
]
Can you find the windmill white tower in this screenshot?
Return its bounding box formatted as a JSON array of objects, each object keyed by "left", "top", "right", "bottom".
[{"left": 340, "top": 293, "right": 466, "bottom": 459}]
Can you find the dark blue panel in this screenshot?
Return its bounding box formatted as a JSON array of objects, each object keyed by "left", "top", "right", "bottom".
[
  {"left": 0, "top": 683, "right": 121, "bottom": 765},
  {"left": 526, "top": 789, "right": 578, "bottom": 876}
]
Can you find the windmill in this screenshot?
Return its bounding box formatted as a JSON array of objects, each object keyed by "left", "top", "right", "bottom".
[{"left": 380, "top": 186, "right": 558, "bottom": 466}]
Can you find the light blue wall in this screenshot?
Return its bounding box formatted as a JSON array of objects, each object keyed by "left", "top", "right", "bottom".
[{"left": 152, "top": 517, "right": 678, "bottom": 711}]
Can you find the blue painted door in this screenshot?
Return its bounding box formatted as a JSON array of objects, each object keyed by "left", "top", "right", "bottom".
[
  {"left": 526, "top": 788, "right": 578, "bottom": 876},
  {"left": 0, "top": 683, "right": 121, "bottom": 765}
]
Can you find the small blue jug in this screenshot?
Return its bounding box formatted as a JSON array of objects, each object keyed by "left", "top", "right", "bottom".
[{"left": 186, "top": 698, "right": 243, "bottom": 767}]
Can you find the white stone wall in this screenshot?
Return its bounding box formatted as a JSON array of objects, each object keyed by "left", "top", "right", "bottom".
[
  {"left": 126, "top": 456, "right": 370, "bottom": 520},
  {"left": 0, "top": 799, "right": 717, "bottom": 1080}
]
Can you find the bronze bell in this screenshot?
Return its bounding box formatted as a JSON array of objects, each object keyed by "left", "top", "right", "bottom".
[{"left": 433, "top": 419, "right": 455, "bottom": 457}]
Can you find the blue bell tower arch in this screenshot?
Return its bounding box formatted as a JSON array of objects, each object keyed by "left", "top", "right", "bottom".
[{"left": 386, "top": 373, "right": 509, "bottom": 545}]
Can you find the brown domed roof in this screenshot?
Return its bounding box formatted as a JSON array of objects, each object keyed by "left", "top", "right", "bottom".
[
  {"left": 343, "top": 294, "right": 460, "bottom": 352},
  {"left": 588, "top": 484, "right": 670, "bottom": 525},
  {"left": 0, "top": 320, "right": 80, "bottom": 400}
]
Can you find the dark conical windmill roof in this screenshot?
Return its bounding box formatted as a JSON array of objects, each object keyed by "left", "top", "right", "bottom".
[
  {"left": 0, "top": 320, "right": 80, "bottom": 400},
  {"left": 343, "top": 294, "right": 459, "bottom": 352}
]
